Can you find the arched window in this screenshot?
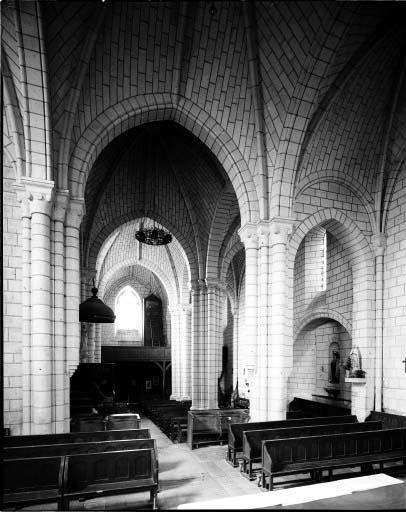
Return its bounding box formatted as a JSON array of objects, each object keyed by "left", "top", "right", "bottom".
[
  {"left": 115, "top": 286, "right": 142, "bottom": 333},
  {"left": 322, "top": 231, "right": 327, "bottom": 291}
]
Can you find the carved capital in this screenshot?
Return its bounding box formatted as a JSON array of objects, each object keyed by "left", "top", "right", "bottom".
[
  {"left": 53, "top": 190, "right": 70, "bottom": 222},
  {"left": 257, "top": 221, "right": 272, "bottom": 247},
  {"left": 20, "top": 177, "right": 55, "bottom": 216},
  {"left": 205, "top": 278, "right": 227, "bottom": 293},
  {"left": 371, "top": 233, "right": 387, "bottom": 257},
  {"left": 14, "top": 185, "right": 31, "bottom": 218},
  {"left": 270, "top": 217, "right": 295, "bottom": 246},
  {"left": 238, "top": 222, "right": 258, "bottom": 249},
  {"left": 66, "top": 197, "right": 85, "bottom": 229}
]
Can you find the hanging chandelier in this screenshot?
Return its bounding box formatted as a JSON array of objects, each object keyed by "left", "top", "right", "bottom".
[{"left": 135, "top": 219, "right": 172, "bottom": 246}]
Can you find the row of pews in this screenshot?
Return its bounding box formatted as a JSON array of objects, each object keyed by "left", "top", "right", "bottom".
[
  {"left": 140, "top": 398, "right": 192, "bottom": 442},
  {"left": 3, "top": 417, "right": 159, "bottom": 510},
  {"left": 141, "top": 398, "right": 251, "bottom": 449},
  {"left": 226, "top": 402, "right": 406, "bottom": 491}
]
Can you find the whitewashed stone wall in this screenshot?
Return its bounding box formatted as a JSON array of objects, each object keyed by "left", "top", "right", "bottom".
[
  {"left": 3, "top": 161, "right": 23, "bottom": 434},
  {"left": 383, "top": 166, "right": 406, "bottom": 415}
]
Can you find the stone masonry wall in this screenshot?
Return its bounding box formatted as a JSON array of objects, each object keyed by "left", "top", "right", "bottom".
[
  {"left": 3, "top": 160, "right": 23, "bottom": 434},
  {"left": 383, "top": 165, "right": 406, "bottom": 415}
]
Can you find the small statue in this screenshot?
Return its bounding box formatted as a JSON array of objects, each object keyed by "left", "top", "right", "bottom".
[
  {"left": 348, "top": 346, "right": 365, "bottom": 378},
  {"left": 329, "top": 350, "right": 340, "bottom": 383}
]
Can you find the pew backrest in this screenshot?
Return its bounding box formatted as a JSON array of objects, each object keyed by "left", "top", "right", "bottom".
[
  {"left": 4, "top": 438, "right": 157, "bottom": 459},
  {"left": 106, "top": 413, "right": 141, "bottom": 430},
  {"left": 3, "top": 455, "right": 65, "bottom": 494},
  {"left": 71, "top": 415, "right": 106, "bottom": 432},
  {"left": 229, "top": 415, "right": 357, "bottom": 451},
  {"left": 4, "top": 427, "right": 151, "bottom": 447},
  {"left": 242, "top": 421, "right": 383, "bottom": 461},
  {"left": 262, "top": 427, "right": 406, "bottom": 473},
  {"left": 64, "top": 448, "right": 158, "bottom": 492}
]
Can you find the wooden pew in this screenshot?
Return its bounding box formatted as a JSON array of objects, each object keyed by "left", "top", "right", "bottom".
[
  {"left": 261, "top": 427, "right": 406, "bottom": 491},
  {"left": 105, "top": 413, "right": 141, "bottom": 430},
  {"left": 62, "top": 448, "right": 159, "bottom": 510},
  {"left": 227, "top": 414, "right": 357, "bottom": 467},
  {"left": 242, "top": 421, "right": 382, "bottom": 480},
  {"left": 4, "top": 427, "right": 151, "bottom": 447},
  {"left": 70, "top": 414, "right": 107, "bottom": 432},
  {"left": 288, "top": 397, "right": 351, "bottom": 417},
  {"left": 366, "top": 410, "right": 406, "bottom": 429},
  {"left": 4, "top": 437, "right": 157, "bottom": 459},
  {"left": 187, "top": 409, "right": 250, "bottom": 449},
  {"left": 3, "top": 455, "right": 65, "bottom": 510}
]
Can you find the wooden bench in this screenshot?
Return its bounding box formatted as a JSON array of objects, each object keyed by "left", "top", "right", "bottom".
[
  {"left": 288, "top": 397, "right": 351, "bottom": 417},
  {"left": 187, "top": 409, "right": 250, "bottom": 449},
  {"left": 261, "top": 427, "right": 406, "bottom": 491},
  {"left": 4, "top": 427, "right": 151, "bottom": 447},
  {"left": 70, "top": 414, "right": 107, "bottom": 432},
  {"left": 4, "top": 437, "right": 157, "bottom": 460},
  {"left": 62, "top": 448, "right": 159, "bottom": 510},
  {"left": 105, "top": 413, "right": 141, "bottom": 430},
  {"left": 227, "top": 415, "right": 357, "bottom": 467},
  {"left": 3, "top": 455, "right": 65, "bottom": 510},
  {"left": 242, "top": 420, "right": 382, "bottom": 480},
  {"left": 366, "top": 410, "right": 406, "bottom": 429}
]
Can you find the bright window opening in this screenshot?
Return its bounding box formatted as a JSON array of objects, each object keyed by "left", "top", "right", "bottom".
[
  {"left": 115, "top": 286, "right": 142, "bottom": 333},
  {"left": 322, "top": 231, "right": 327, "bottom": 291}
]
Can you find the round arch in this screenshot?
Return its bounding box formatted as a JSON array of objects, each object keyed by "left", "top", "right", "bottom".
[
  {"left": 66, "top": 95, "right": 260, "bottom": 226},
  {"left": 287, "top": 207, "right": 376, "bottom": 417},
  {"left": 294, "top": 309, "right": 352, "bottom": 342}
]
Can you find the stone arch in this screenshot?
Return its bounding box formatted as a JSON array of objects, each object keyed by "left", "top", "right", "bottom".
[
  {"left": 66, "top": 95, "right": 260, "bottom": 226},
  {"left": 87, "top": 213, "right": 198, "bottom": 283},
  {"left": 206, "top": 185, "right": 240, "bottom": 281},
  {"left": 289, "top": 316, "right": 352, "bottom": 406},
  {"left": 288, "top": 208, "right": 373, "bottom": 265},
  {"left": 2, "top": 54, "right": 25, "bottom": 180},
  {"left": 288, "top": 207, "right": 376, "bottom": 416},
  {"left": 98, "top": 257, "right": 178, "bottom": 307},
  {"left": 294, "top": 174, "right": 377, "bottom": 234},
  {"left": 294, "top": 309, "right": 352, "bottom": 342}
]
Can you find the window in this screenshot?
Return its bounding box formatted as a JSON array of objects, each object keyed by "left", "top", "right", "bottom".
[
  {"left": 322, "top": 231, "right": 327, "bottom": 291},
  {"left": 115, "top": 286, "right": 142, "bottom": 333}
]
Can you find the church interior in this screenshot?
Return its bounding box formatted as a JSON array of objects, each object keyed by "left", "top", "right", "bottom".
[{"left": 2, "top": 0, "right": 406, "bottom": 509}]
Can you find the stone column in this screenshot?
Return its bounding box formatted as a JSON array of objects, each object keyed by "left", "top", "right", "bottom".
[
  {"left": 52, "top": 190, "right": 69, "bottom": 432},
  {"left": 372, "top": 233, "right": 386, "bottom": 412},
  {"left": 16, "top": 189, "right": 32, "bottom": 434},
  {"left": 238, "top": 223, "right": 259, "bottom": 415},
  {"left": 87, "top": 323, "right": 96, "bottom": 363},
  {"left": 207, "top": 279, "right": 226, "bottom": 409},
  {"left": 26, "top": 179, "right": 55, "bottom": 434},
  {"left": 190, "top": 279, "right": 210, "bottom": 409},
  {"left": 169, "top": 305, "right": 182, "bottom": 400},
  {"left": 65, "top": 198, "right": 84, "bottom": 377},
  {"left": 255, "top": 222, "right": 272, "bottom": 421},
  {"left": 94, "top": 323, "right": 102, "bottom": 363},
  {"left": 267, "top": 219, "right": 294, "bottom": 420},
  {"left": 181, "top": 304, "right": 192, "bottom": 401},
  {"left": 231, "top": 304, "right": 239, "bottom": 391}
]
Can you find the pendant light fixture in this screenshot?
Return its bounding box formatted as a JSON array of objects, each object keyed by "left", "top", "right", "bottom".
[{"left": 79, "top": 279, "right": 116, "bottom": 323}]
